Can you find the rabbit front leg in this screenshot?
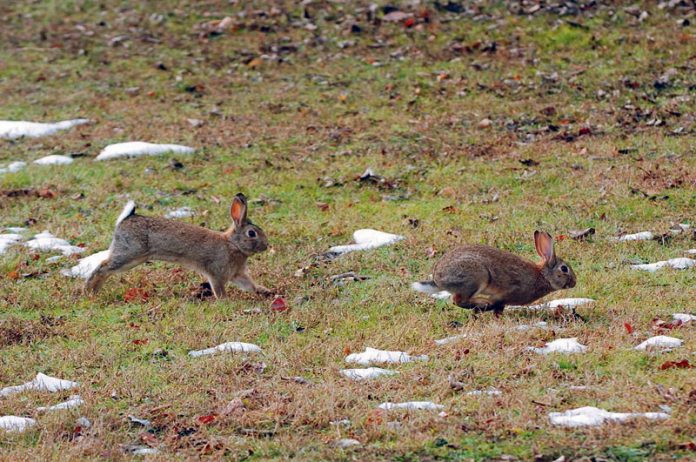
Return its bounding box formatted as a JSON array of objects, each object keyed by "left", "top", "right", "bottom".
[{"left": 203, "top": 273, "right": 227, "bottom": 299}]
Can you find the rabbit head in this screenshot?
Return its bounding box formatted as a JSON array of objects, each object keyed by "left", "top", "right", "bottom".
[
  {"left": 228, "top": 193, "right": 268, "bottom": 255},
  {"left": 535, "top": 230, "right": 576, "bottom": 290}
]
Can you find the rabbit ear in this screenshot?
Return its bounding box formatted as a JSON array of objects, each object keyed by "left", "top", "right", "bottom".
[
  {"left": 230, "top": 194, "right": 248, "bottom": 228},
  {"left": 534, "top": 230, "right": 556, "bottom": 265}
]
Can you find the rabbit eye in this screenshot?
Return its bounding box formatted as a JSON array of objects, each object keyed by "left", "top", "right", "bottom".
[
  {"left": 560, "top": 265, "right": 568, "bottom": 273},
  {"left": 247, "top": 229, "right": 257, "bottom": 238}
]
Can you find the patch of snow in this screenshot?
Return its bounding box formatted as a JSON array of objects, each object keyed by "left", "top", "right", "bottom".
[
  {"left": 0, "top": 373, "right": 79, "bottom": 397},
  {"left": 61, "top": 250, "right": 110, "bottom": 278},
  {"left": 36, "top": 395, "right": 84, "bottom": 412},
  {"left": 188, "top": 341, "right": 262, "bottom": 358},
  {"left": 124, "top": 446, "right": 160, "bottom": 456},
  {"left": 614, "top": 231, "right": 654, "bottom": 242},
  {"left": 549, "top": 406, "right": 669, "bottom": 428},
  {"left": 0, "top": 119, "right": 89, "bottom": 140},
  {"left": 333, "top": 438, "right": 361, "bottom": 448},
  {"left": 96, "top": 142, "right": 195, "bottom": 161},
  {"left": 0, "top": 233, "right": 23, "bottom": 255},
  {"left": 128, "top": 415, "right": 152, "bottom": 428},
  {"left": 378, "top": 401, "right": 444, "bottom": 411},
  {"left": 528, "top": 338, "right": 587, "bottom": 355},
  {"left": 687, "top": 249, "right": 696, "bottom": 255},
  {"left": 330, "top": 419, "right": 351, "bottom": 427},
  {"left": 345, "top": 347, "right": 428, "bottom": 365},
  {"left": 328, "top": 229, "right": 404, "bottom": 255},
  {"left": 515, "top": 321, "right": 549, "bottom": 331},
  {"left": 673, "top": 313, "right": 695, "bottom": 323},
  {"left": 631, "top": 258, "right": 695, "bottom": 272},
  {"left": 165, "top": 207, "right": 194, "bottom": 219},
  {"left": 340, "top": 367, "right": 398, "bottom": 381},
  {"left": 434, "top": 334, "right": 466, "bottom": 346},
  {"left": 0, "top": 416, "right": 37, "bottom": 433},
  {"left": 76, "top": 416, "right": 92, "bottom": 428},
  {"left": 33, "top": 155, "right": 74, "bottom": 166},
  {"left": 466, "top": 388, "right": 502, "bottom": 396},
  {"left": 634, "top": 336, "right": 683, "bottom": 351},
  {"left": 0, "top": 161, "right": 27, "bottom": 174},
  {"left": 25, "top": 231, "right": 84, "bottom": 256},
  {"left": 508, "top": 298, "right": 595, "bottom": 311},
  {"left": 4, "top": 227, "right": 27, "bottom": 233}
]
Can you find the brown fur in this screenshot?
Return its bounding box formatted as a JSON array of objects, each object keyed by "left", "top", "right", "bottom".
[
  {"left": 432, "top": 231, "right": 576, "bottom": 314},
  {"left": 84, "top": 194, "right": 270, "bottom": 299}
]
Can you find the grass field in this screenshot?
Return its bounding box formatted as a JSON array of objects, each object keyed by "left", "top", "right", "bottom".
[{"left": 1, "top": 1, "right": 695, "bottom": 460}]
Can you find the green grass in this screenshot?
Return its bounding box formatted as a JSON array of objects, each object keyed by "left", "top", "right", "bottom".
[{"left": 1, "top": 1, "right": 695, "bottom": 460}]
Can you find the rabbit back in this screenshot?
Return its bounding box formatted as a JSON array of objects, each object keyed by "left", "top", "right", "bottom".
[
  {"left": 433, "top": 245, "right": 552, "bottom": 307},
  {"left": 113, "top": 215, "right": 243, "bottom": 277}
]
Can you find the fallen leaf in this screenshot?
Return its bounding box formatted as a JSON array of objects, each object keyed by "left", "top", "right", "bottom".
[
  {"left": 124, "top": 288, "right": 149, "bottom": 303},
  {"left": 132, "top": 339, "right": 149, "bottom": 345},
  {"left": 624, "top": 322, "right": 634, "bottom": 334},
  {"left": 659, "top": 359, "right": 692, "bottom": 370},
  {"left": 270, "top": 297, "right": 288, "bottom": 312},
  {"left": 197, "top": 414, "right": 216, "bottom": 425}
]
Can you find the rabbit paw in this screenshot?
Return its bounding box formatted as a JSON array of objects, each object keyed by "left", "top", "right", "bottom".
[{"left": 255, "top": 285, "right": 273, "bottom": 297}]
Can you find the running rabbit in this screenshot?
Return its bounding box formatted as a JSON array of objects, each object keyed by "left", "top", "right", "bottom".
[
  {"left": 414, "top": 231, "right": 576, "bottom": 315},
  {"left": 85, "top": 194, "right": 271, "bottom": 299}
]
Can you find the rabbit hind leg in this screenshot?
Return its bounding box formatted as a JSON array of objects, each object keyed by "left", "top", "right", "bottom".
[{"left": 84, "top": 252, "right": 148, "bottom": 294}]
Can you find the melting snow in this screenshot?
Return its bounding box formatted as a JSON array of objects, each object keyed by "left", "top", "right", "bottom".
[
  {"left": 0, "top": 373, "right": 79, "bottom": 397},
  {"left": 0, "top": 233, "right": 23, "bottom": 255},
  {"left": 673, "top": 313, "right": 695, "bottom": 323},
  {"left": 333, "top": 438, "right": 361, "bottom": 448},
  {"left": 687, "top": 249, "right": 696, "bottom": 255},
  {"left": 328, "top": 229, "right": 404, "bottom": 255},
  {"left": 340, "top": 368, "right": 398, "bottom": 381},
  {"left": 123, "top": 446, "right": 161, "bottom": 455},
  {"left": 466, "top": 388, "right": 502, "bottom": 396},
  {"left": 509, "top": 298, "right": 595, "bottom": 311},
  {"left": 528, "top": 338, "right": 587, "bottom": 355},
  {"left": 549, "top": 406, "right": 669, "bottom": 427},
  {"left": 378, "top": 401, "right": 444, "bottom": 411},
  {"left": 36, "top": 395, "right": 84, "bottom": 412},
  {"left": 0, "top": 416, "right": 37, "bottom": 433},
  {"left": 631, "top": 258, "right": 695, "bottom": 272},
  {"left": 634, "top": 336, "right": 683, "bottom": 351},
  {"left": 0, "top": 161, "right": 27, "bottom": 174},
  {"left": 61, "top": 249, "right": 110, "bottom": 278},
  {"left": 165, "top": 207, "right": 194, "bottom": 219},
  {"left": 188, "top": 341, "right": 262, "bottom": 358},
  {"left": 33, "top": 155, "right": 74, "bottom": 166},
  {"left": 515, "top": 321, "right": 549, "bottom": 331},
  {"left": 25, "top": 231, "right": 84, "bottom": 256},
  {"left": 434, "top": 334, "right": 467, "bottom": 346},
  {"left": 615, "top": 231, "right": 654, "bottom": 242},
  {"left": 4, "top": 227, "right": 27, "bottom": 233},
  {"left": 95, "top": 142, "right": 195, "bottom": 161},
  {"left": 0, "top": 119, "right": 89, "bottom": 140},
  {"left": 345, "top": 347, "right": 428, "bottom": 365}
]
